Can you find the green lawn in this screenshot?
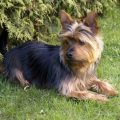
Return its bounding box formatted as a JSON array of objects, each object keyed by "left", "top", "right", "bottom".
[{"left": 0, "top": 7, "right": 120, "bottom": 120}]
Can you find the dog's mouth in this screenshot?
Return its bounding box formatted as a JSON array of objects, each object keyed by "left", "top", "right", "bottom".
[
  {"left": 66, "top": 57, "right": 81, "bottom": 63},
  {"left": 65, "top": 56, "right": 88, "bottom": 66}
]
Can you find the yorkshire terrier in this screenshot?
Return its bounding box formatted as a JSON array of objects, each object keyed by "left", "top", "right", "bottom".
[{"left": 0, "top": 10, "right": 118, "bottom": 102}]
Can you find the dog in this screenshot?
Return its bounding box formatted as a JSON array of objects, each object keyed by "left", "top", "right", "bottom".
[{"left": 0, "top": 10, "right": 118, "bottom": 102}]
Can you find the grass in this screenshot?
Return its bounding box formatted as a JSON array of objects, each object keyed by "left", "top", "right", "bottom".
[{"left": 0, "top": 7, "right": 120, "bottom": 120}]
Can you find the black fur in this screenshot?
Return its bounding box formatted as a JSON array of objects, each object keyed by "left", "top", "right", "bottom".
[
  {"left": 0, "top": 27, "right": 73, "bottom": 90},
  {"left": 2, "top": 40, "right": 72, "bottom": 89},
  {"left": 0, "top": 25, "right": 8, "bottom": 56}
]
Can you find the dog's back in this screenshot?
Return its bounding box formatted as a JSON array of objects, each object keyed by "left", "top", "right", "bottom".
[{"left": 3, "top": 41, "right": 71, "bottom": 88}]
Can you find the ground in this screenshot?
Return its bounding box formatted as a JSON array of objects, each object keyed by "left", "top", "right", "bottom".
[{"left": 0, "top": 7, "right": 120, "bottom": 120}]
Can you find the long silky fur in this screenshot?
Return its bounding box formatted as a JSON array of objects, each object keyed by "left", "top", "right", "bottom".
[{"left": 4, "top": 41, "right": 73, "bottom": 89}]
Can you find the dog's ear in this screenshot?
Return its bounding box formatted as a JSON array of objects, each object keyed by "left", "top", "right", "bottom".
[
  {"left": 83, "top": 12, "right": 99, "bottom": 34},
  {"left": 60, "top": 10, "right": 73, "bottom": 30}
]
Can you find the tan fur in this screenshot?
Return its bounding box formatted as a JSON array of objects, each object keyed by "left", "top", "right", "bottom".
[
  {"left": 59, "top": 10, "right": 118, "bottom": 102},
  {"left": 15, "top": 69, "right": 29, "bottom": 87}
]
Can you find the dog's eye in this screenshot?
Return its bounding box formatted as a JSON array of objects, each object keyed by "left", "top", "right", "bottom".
[
  {"left": 79, "top": 40, "right": 85, "bottom": 45},
  {"left": 64, "top": 40, "right": 69, "bottom": 45}
]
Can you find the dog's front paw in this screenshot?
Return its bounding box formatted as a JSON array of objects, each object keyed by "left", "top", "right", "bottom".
[
  {"left": 108, "top": 90, "right": 118, "bottom": 97},
  {"left": 95, "top": 94, "right": 109, "bottom": 102},
  {"left": 100, "top": 81, "right": 118, "bottom": 97}
]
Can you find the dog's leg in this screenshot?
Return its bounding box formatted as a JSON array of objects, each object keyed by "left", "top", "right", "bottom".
[
  {"left": 91, "top": 79, "right": 118, "bottom": 96},
  {"left": 67, "top": 90, "right": 108, "bottom": 102},
  {"left": 15, "top": 69, "right": 30, "bottom": 88}
]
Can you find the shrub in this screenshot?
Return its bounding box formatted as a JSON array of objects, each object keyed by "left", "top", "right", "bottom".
[{"left": 0, "top": 0, "right": 118, "bottom": 44}]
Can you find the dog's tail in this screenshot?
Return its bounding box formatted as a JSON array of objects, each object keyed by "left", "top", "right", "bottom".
[{"left": 0, "top": 25, "right": 8, "bottom": 56}]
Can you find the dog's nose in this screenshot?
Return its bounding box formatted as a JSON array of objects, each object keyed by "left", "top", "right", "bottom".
[
  {"left": 66, "top": 48, "right": 73, "bottom": 58},
  {"left": 67, "top": 52, "right": 72, "bottom": 58}
]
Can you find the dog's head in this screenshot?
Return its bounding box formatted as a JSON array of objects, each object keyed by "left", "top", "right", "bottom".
[{"left": 59, "top": 10, "right": 104, "bottom": 72}]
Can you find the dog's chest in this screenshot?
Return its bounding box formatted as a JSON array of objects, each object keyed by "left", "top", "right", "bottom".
[{"left": 58, "top": 76, "right": 92, "bottom": 95}]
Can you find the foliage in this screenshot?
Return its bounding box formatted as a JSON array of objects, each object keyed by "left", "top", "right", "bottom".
[{"left": 0, "top": 0, "right": 119, "bottom": 44}]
